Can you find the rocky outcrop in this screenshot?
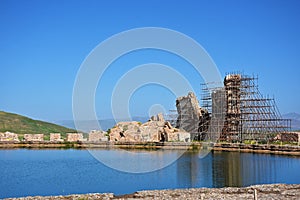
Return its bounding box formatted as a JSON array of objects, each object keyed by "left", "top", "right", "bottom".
[
  {"left": 0, "top": 131, "right": 19, "bottom": 142},
  {"left": 89, "top": 130, "right": 108, "bottom": 142},
  {"left": 24, "top": 134, "right": 44, "bottom": 142},
  {"left": 109, "top": 113, "right": 190, "bottom": 142}
]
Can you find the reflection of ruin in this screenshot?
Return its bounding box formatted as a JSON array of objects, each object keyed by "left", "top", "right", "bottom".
[
  {"left": 176, "top": 151, "right": 195, "bottom": 188},
  {"left": 211, "top": 151, "right": 285, "bottom": 187},
  {"left": 212, "top": 151, "right": 242, "bottom": 187},
  {"left": 175, "top": 73, "right": 291, "bottom": 142},
  {"left": 176, "top": 151, "right": 213, "bottom": 188}
]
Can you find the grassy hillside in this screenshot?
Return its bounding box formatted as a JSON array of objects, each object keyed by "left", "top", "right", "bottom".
[{"left": 0, "top": 111, "right": 78, "bottom": 139}]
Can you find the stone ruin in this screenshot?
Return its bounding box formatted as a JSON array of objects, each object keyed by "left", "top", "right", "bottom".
[
  {"left": 274, "top": 132, "right": 300, "bottom": 142},
  {"left": 0, "top": 131, "right": 19, "bottom": 142},
  {"left": 109, "top": 113, "right": 190, "bottom": 142},
  {"left": 24, "top": 134, "right": 44, "bottom": 142},
  {"left": 66, "top": 133, "right": 86, "bottom": 142},
  {"left": 88, "top": 130, "right": 108, "bottom": 142},
  {"left": 50, "top": 133, "right": 63, "bottom": 142},
  {"left": 176, "top": 92, "right": 209, "bottom": 140},
  {"left": 175, "top": 73, "right": 293, "bottom": 142},
  {"left": 150, "top": 113, "right": 164, "bottom": 122}
]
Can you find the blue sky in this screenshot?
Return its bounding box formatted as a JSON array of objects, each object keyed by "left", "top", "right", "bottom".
[{"left": 0, "top": 0, "right": 300, "bottom": 122}]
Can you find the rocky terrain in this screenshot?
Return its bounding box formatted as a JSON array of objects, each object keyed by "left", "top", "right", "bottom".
[{"left": 6, "top": 184, "right": 300, "bottom": 200}]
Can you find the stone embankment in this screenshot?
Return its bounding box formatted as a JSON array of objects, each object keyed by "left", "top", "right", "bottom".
[
  {"left": 1, "top": 141, "right": 300, "bottom": 155},
  {"left": 213, "top": 143, "right": 300, "bottom": 156},
  {"left": 5, "top": 184, "right": 300, "bottom": 200},
  {"left": 0, "top": 141, "right": 195, "bottom": 150}
]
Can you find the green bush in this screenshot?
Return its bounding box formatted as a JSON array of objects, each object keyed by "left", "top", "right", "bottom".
[
  {"left": 18, "top": 134, "right": 24, "bottom": 141},
  {"left": 44, "top": 135, "right": 50, "bottom": 141},
  {"left": 251, "top": 140, "right": 256, "bottom": 145},
  {"left": 244, "top": 140, "right": 257, "bottom": 145}
]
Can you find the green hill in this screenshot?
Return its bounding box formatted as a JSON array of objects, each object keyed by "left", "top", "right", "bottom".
[{"left": 0, "top": 111, "right": 78, "bottom": 140}]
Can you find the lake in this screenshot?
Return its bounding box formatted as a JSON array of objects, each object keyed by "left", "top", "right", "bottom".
[{"left": 0, "top": 149, "right": 299, "bottom": 198}]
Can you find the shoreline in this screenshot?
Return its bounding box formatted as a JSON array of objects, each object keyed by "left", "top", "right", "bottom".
[
  {"left": 4, "top": 184, "right": 300, "bottom": 200},
  {"left": 0, "top": 141, "right": 300, "bottom": 156}
]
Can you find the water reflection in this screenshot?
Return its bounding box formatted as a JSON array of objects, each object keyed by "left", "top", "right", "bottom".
[
  {"left": 89, "top": 148, "right": 188, "bottom": 173},
  {"left": 0, "top": 149, "right": 299, "bottom": 198},
  {"left": 173, "top": 150, "right": 300, "bottom": 189},
  {"left": 176, "top": 151, "right": 211, "bottom": 188},
  {"left": 212, "top": 151, "right": 242, "bottom": 187}
]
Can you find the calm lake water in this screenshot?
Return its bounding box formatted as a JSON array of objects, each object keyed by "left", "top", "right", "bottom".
[{"left": 0, "top": 149, "right": 299, "bottom": 198}]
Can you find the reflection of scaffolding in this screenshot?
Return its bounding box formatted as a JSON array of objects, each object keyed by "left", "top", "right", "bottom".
[{"left": 201, "top": 73, "right": 291, "bottom": 142}]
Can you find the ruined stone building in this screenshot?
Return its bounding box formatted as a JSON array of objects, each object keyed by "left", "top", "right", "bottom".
[
  {"left": 109, "top": 113, "right": 190, "bottom": 142},
  {"left": 66, "top": 133, "right": 86, "bottom": 142},
  {"left": 0, "top": 131, "right": 19, "bottom": 142},
  {"left": 222, "top": 74, "right": 242, "bottom": 141},
  {"left": 175, "top": 92, "right": 209, "bottom": 140},
  {"left": 88, "top": 130, "right": 108, "bottom": 142},
  {"left": 175, "top": 73, "right": 291, "bottom": 142},
  {"left": 24, "top": 134, "right": 44, "bottom": 142},
  {"left": 207, "top": 88, "right": 226, "bottom": 141},
  {"left": 220, "top": 73, "right": 290, "bottom": 141},
  {"left": 50, "top": 133, "right": 63, "bottom": 142}
]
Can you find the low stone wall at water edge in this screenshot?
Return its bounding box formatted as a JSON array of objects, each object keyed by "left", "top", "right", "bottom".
[
  {"left": 213, "top": 143, "right": 300, "bottom": 155},
  {"left": 0, "top": 141, "right": 300, "bottom": 155}
]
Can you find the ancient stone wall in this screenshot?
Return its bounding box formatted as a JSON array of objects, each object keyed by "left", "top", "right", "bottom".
[
  {"left": 88, "top": 130, "right": 108, "bottom": 142},
  {"left": 50, "top": 133, "right": 63, "bottom": 142},
  {"left": 274, "top": 132, "right": 300, "bottom": 142},
  {"left": 24, "top": 134, "right": 44, "bottom": 142},
  {"left": 176, "top": 92, "right": 207, "bottom": 140},
  {"left": 66, "top": 133, "right": 86, "bottom": 142},
  {"left": 0, "top": 131, "right": 19, "bottom": 142}
]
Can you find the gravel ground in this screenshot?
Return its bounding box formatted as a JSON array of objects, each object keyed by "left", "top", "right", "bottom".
[{"left": 5, "top": 184, "right": 300, "bottom": 200}]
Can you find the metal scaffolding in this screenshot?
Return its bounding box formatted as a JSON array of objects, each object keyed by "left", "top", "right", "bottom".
[
  {"left": 201, "top": 73, "right": 291, "bottom": 142},
  {"left": 200, "top": 83, "right": 226, "bottom": 142}
]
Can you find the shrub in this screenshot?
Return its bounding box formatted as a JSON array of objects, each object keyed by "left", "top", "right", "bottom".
[{"left": 18, "top": 134, "right": 24, "bottom": 141}]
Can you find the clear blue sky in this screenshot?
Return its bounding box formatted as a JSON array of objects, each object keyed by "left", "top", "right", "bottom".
[{"left": 1, "top": 0, "right": 300, "bottom": 122}]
